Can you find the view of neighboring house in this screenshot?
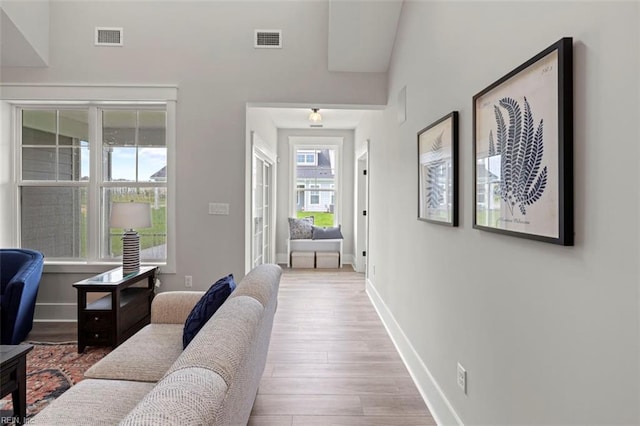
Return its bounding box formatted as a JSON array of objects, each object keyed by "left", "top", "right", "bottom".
[{"left": 295, "top": 148, "right": 336, "bottom": 218}]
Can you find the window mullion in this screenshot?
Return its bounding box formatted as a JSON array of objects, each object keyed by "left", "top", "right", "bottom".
[{"left": 87, "top": 106, "right": 101, "bottom": 261}]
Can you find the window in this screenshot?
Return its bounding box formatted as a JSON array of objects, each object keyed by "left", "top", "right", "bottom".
[
  {"left": 296, "top": 150, "right": 317, "bottom": 166},
  {"left": 16, "top": 104, "right": 171, "bottom": 265},
  {"left": 292, "top": 144, "right": 339, "bottom": 227},
  {"left": 309, "top": 184, "right": 320, "bottom": 205}
]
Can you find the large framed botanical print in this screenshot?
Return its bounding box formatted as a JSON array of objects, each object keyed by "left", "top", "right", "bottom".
[{"left": 473, "top": 38, "right": 573, "bottom": 245}]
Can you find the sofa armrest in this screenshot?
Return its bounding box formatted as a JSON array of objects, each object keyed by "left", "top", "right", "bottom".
[{"left": 151, "top": 291, "right": 204, "bottom": 324}]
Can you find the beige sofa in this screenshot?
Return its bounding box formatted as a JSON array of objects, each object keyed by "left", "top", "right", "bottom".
[{"left": 31, "top": 264, "right": 282, "bottom": 426}]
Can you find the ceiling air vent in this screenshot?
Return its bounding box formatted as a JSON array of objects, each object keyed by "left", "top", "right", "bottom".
[
  {"left": 254, "top": 30, "right": 282, "bottom": 49},
  {"left": 310, "top": 124, "right": 324, "bottom": 128},
  {"left": 95, "top": 27, "right": 123, "bottom": 46}
]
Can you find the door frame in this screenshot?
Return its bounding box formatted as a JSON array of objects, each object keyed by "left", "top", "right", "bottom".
[
  {"left": 248, "top": 131, "right": 277, "bottom": 271},
  {"left": 355, "top": 139, "right": 369, "bottom": 274}
]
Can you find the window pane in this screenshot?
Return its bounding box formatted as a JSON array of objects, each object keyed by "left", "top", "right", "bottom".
[
  {"left": 21, "top": 186, "right": 87, "bottom": 258},
  {"left": 295, "top": 209, "right": 334, "bottom": 227},
  {"left": 139, "top": 148, "right": 167, "bottom": 182},
  {"left": 58, "top": 147, "right": 87, "bottom": 181},
  {"left": 138, "top": 111, "right": 166, "bottom": 146},
  {"left": 22, "top": 110, "right": 56, "bottom": 146},
  {"left": 103, "top": 187, "right": 167, "bottom": 261},
  {"left": 80, "top": 142, "right": 90, "bottom": 180},
  {"left": 22, "top": 148, "right": 55, "bottom": 180},
  {"left": 294, "top": 148, "right": 336, "bottom": 226},
  {"left": 104, "top": 147, "right": 136, "bottom": 181},
  {"left": 59, "top": 110, "right": 89, "bottom": 146},
  {"left": 103, "top": 110, "right": 136, "bottom": 146}
]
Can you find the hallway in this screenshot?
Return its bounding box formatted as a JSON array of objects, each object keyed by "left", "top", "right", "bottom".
[{"left": 249, "top": 268, "right": 435, "bottom": 425}]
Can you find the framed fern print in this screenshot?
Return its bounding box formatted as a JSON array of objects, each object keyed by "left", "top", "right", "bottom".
[
  {"left": 418, "top": 111, "right": 458, "bottom": 226},
  {"left": 473, "top": 37, "right": 573, "bottom": 245}
]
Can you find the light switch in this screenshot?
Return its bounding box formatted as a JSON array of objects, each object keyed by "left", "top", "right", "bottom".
[{"left": 209, "top": 203, "right": 229, "bottom": 215}]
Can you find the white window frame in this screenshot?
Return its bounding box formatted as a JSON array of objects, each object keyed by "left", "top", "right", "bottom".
[
  {"left": 288, "top": 136, "right": 343, "bottom": 227},
  {"left": 0, "top": 84, "right": 177, "bottom": 274}
]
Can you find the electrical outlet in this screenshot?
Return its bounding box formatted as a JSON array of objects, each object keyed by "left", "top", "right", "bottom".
[
  {"left": 457, "top": 362, "right": 467, "bottom": 394},
  {"left": 184, "top": 275, "right": 193, "bottom": 288}
]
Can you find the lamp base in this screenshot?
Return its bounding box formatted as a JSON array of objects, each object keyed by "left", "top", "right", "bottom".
[{"left": 122, "top": 229, "right": 140, "bottom": 274}]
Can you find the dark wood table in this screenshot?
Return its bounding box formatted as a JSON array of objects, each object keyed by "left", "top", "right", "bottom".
[
  {"left": 74, "top": 266, "right": 157, "bottom": 353},
  {"left": 0, "top": 345, "right": 33, "bottom": 425}
]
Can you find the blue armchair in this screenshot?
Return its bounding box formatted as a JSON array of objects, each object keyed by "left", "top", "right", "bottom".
[{"left": 1, "top": 249, "right": 44, "bottom": 345}]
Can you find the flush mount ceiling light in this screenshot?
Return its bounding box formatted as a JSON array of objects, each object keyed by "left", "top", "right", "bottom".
[{"left": 308, "top": 108, "right": 322, "bottom": 122}]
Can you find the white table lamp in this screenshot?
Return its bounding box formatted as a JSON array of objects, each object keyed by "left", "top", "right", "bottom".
[{"left": 110, "top": 202, "right": 152, "bottom": 274}]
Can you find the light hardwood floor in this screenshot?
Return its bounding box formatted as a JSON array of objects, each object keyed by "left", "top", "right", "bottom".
[
  {"left": 248, "top": 268, "right": 435, "bottom": 426},
  {"left": 27, "top": 267, "right": 435, "bottom": 425}
]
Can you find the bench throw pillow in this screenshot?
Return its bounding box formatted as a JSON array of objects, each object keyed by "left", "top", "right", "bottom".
[
  {"left": 182, "top": 274, "right": 236, "bottom": 348},
  {"left": 312, "top": 225, "right": 343, "bottom": 240},
  {"left": 288, "top": 217, "right": 314, "bottom": 239}
]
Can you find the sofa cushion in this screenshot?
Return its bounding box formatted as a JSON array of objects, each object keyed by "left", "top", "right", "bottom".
[
  {"left": 288, "top": 217, "right": 313, "bottom": 239},
  {"left": 30, "top": 379, "right": 155, "bottom": 425},
  {"left": 84, "top": 324, "right": 184, "bottom": 382},
  {"left": 312, "top": 224, "right": 343, "bottom": 239},
  {"left": 120, "top": 367, "right": 227, "bottom": 425},
  {"left": 168, "top": 296, "right": 263, "bottom": 385},
  {"left": 228, "top": 262, "right": 282, "bottom": 308},
  {"left": 183, "top": 274, "right": 236, "bottom": 349}
]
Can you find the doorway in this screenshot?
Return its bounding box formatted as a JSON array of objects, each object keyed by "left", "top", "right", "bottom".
[{"left": 251, "top": 136, "right": 276, "bottom": 268}]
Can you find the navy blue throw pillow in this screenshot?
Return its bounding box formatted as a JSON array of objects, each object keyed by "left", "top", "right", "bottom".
[{"left": 183, "top": 274, "right": 236, "bottom": 349}]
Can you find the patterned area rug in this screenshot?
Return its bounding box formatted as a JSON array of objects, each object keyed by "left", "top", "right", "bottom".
[{"left": 0, "top": 343, "right": 110, "bottom": 420}]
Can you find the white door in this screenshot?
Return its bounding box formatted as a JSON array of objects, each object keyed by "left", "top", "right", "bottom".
[{"left": 252, "top": 153, "right": 274, "bottom": 267}]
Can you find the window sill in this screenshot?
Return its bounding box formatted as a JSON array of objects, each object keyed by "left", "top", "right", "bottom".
[{"left": 44, "top": 262, "right": 174, "bottom": 275}]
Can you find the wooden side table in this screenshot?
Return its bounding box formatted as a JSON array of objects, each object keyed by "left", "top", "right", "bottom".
[
  {"left": 0, "top": 344, "right": 33, "bottom": 425},
  {"left": 73, "top": 266, "right": 157, "bottom": 353}
]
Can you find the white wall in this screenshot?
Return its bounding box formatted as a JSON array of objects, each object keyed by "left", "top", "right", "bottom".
[
  {"left": 275, "top": 128, "right": 355, "bottom": 264},
  {"left": 360, "top": 1, "right": 639, "bottom": 424},
  {"left": 1, "top": 0, "right": 49, "bottom": 66},
  {"left": 0, "top": 1, "right": 386, "bottom": 319}
]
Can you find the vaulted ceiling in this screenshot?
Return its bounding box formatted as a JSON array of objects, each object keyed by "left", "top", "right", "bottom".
[{"left": 1, "top": 0, "right": 403, "bottom": 73}]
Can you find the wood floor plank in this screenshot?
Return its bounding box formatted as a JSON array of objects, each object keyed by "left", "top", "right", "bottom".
[
  {"left": 252, "top": 395, "right": 363, "bottom": 416},
  {"left": 292, "top": 416, "right": 437, "bottom": 425},
  {"left": 266, "top": 351, "right": 328, "bottom": 364},
  {"left": 271, "top": 363, "right": 410, "bottom": 378},
  {"left": 360, "top": 395, "right": 432, "bottom": 416},
  {"left": 247, "top": 416, "right": 293, "bottom": 426},
  {"left": 265, "top": 339, "right": 396, "bottom": 352},
  {"left": 257, "top": 377, "right": 423, "bottom": 395},
  {"left": 327, "top": 351, "right": 402, "bottom": 364}
]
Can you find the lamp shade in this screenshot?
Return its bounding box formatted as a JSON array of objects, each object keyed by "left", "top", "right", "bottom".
[
  {"left": 110, "top": 202, "right": 152, "bottom": 229},
  {"left": 308, "top": 108, "right": 322, "bottom": 122}
]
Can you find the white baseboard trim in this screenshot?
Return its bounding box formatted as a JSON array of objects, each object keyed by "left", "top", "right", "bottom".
[
  {"left": 366, "top": 278, "right": 463, "bottom": 426},
  {"left": 276, "top": 253, "right": 288, "bottom": 265},
  {"left": 34, "top": 302, "right": 77, "bottom": 322}
]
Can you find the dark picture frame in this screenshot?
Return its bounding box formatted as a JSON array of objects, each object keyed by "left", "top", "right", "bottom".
[
  {"left": 418, "top": 111, "right": 459, "bottom": 226},
  {"left": 472, "top": 37, "right": 573, "bottom": 245}
]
